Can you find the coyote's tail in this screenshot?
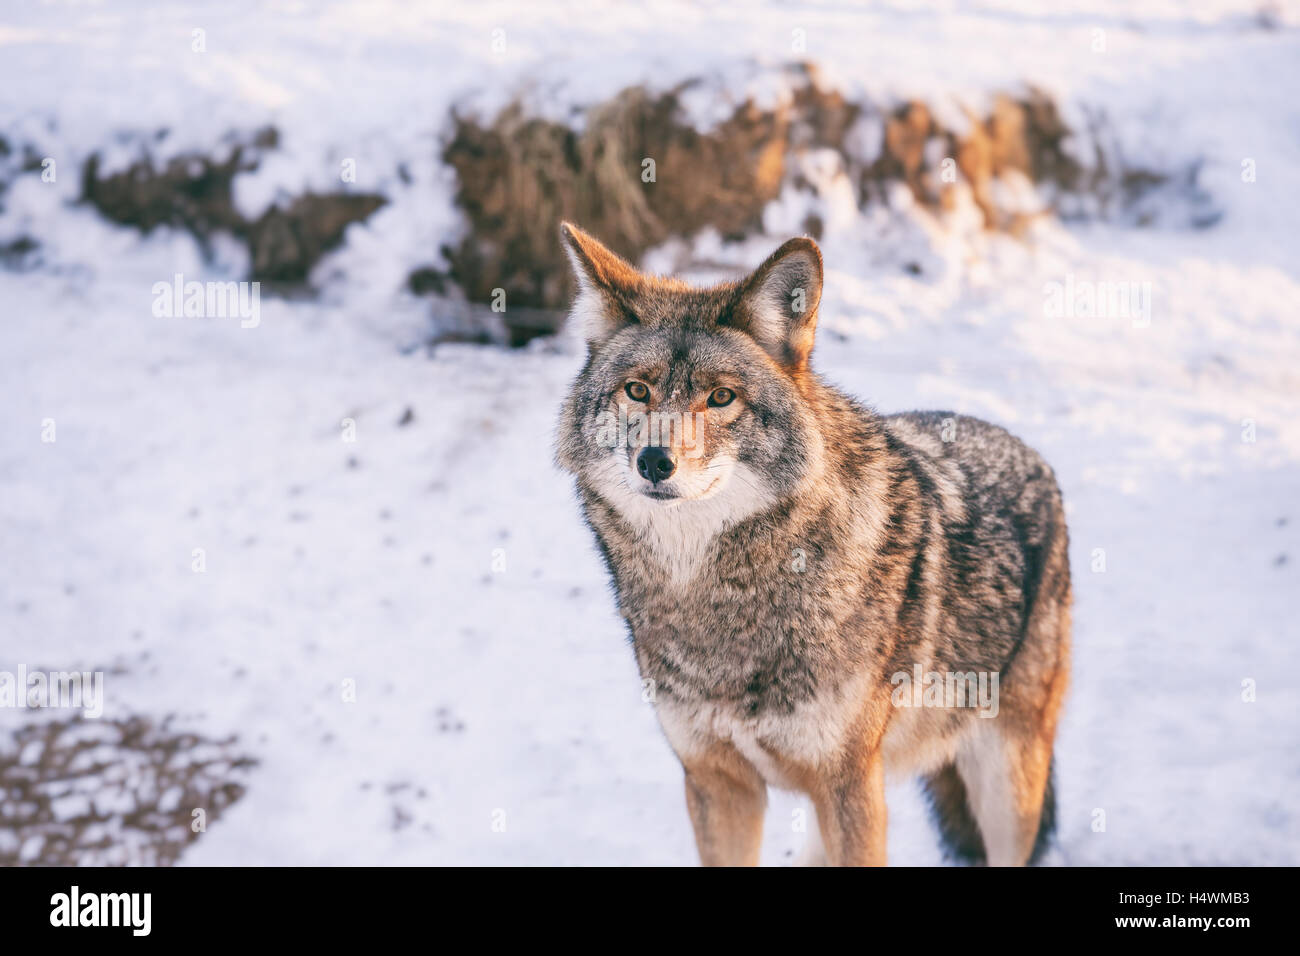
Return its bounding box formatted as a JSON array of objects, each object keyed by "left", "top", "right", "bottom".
[{"left": 922, "top": 758, "right": 1056, "bottom": 865}]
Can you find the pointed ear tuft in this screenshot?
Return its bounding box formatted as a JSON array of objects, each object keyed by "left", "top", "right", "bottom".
[
  {"left": 559, "top": 222, "right": 642, "bottom": 346},
  {"left": 732, "top": 237, "right": 823, "bottom": 370}
]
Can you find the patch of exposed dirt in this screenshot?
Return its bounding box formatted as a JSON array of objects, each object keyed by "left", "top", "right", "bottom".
[
  {"left": 79, "top": 127, "right": 386, "bottom": 284},
  {"left": 0, "top": 134, "right": 45, "bottom": 214},
  {"left": 245, "top": 192, "right": 387, "bottom": 282},
  {"left": 0, "top": 135, "right": 49, "bottom": 267},
  {"left": 81, "top": 144, "right": 251, "bottom": 242},
  {"left": 865, "top": 91, "right": 1084, "bottom": 231},
  {"left": 0, "top": 714, "right": 255, "bottom": 865},
  {"left": 0, "top": 235, "right": 39, "bottom": 269}
]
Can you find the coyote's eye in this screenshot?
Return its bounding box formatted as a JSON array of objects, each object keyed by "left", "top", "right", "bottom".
[
  {"left": 708, "top": 387, "right": 735, "bottom": 408},
  {"left": 625, "top": 381, "right": 650, "bottom": 402}
]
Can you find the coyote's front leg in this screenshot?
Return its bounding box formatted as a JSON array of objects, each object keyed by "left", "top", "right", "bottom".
[
  {"left": 681, "top": 747, "right": 768, "bottom": 866},
  {"left": 812, "top": 745, "right": 887, "bottom": 866}
]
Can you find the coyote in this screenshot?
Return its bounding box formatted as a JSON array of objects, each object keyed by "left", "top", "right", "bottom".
[{"left": 556, "top": 223, "right": 1071, "bottom": 866}]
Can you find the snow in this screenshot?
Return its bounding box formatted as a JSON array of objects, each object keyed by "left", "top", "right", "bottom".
[{"left": 1, "top": 0, "right": 1298, "bottom": 865}]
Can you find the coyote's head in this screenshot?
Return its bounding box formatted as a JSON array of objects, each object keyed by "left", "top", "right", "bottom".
[{"left": 556, "top": 223, "right": 827, "bottom": 530}]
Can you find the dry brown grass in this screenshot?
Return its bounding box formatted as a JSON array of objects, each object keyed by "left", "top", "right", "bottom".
[{"left": 439, "top": 66, "right": 1097, "bottom": 343}]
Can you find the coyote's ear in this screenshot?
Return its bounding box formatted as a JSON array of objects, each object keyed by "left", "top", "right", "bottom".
[
  {"left": 732, "top": 237, "right": 823, "bottom": 370},
  {"left": 559, "top": 222, "right": 641, "bottom": 346}
]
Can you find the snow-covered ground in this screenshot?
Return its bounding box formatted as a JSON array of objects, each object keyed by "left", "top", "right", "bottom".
[{"left": 1, "top": 0, "right": 1298, "bottom": 864}]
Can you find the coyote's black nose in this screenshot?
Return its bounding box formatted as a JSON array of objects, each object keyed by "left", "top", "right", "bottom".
[{"left": 636, "top": 446, "right": 677, "bottom": 484}]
